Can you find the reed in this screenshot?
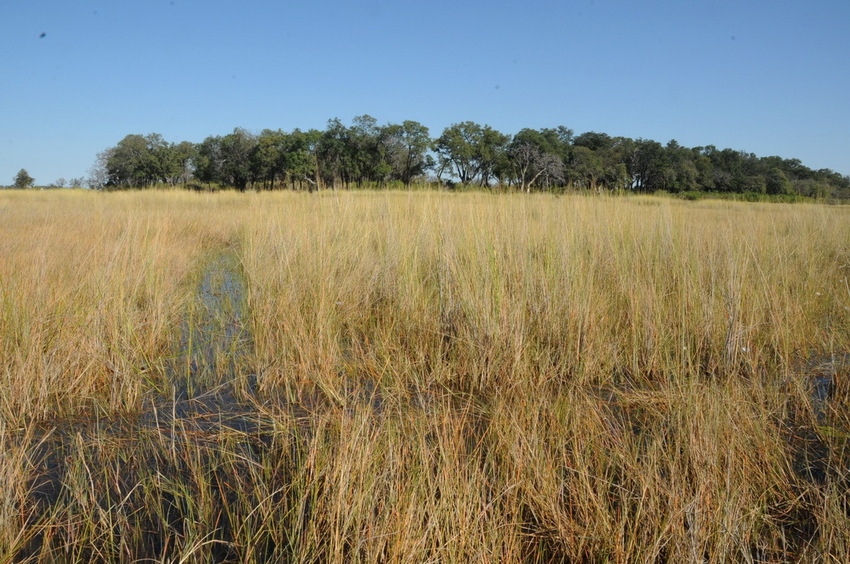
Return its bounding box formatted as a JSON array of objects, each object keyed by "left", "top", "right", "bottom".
[{"left": 1, "top": 189, "right": 849, "bottom": 561}]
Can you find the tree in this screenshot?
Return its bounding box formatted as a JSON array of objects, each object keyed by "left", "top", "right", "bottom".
[
  {"left": 766, "top": 168, "right": 793, "bottom": 195},
  {"left": 477, "top": 126, "right": 510, "bottom": 186},
  {"left": 194, "top": 135, "right": 224, "bottom": 187},
  {"left": 281, "top": 129, "right": 321, "bottom": 190},
  {"left": 508, "top": 131, "right": 565, "bottom": 192},
  {"left": 663, "top": 140, "right": 698, "bottom": 192},
  {"left": 382, "top": 120, "right": 433, "bottom": 186},
  {"left": 435, "top": 122, "right": 484, "bottom": 185},
  {"left": 251, "top": 129, "right": 286, "bottom": 190},
  {"left": 219, "top": 128, "right": 257, "bottom": 191},
  {"left": 317, "top": 118, "right": 353, "bottom": 189},
  {"left": 83, "top": 119, "right": 850, "bottom": 197},
  {"left": 567, "top": 146, "right": 604, "bottom": 190},
  {"left": 104, "top": 134, "right": 152, "bottom": 187},
  {"left": 13, "top": 169, "right": 35, "bottom": 189},
  {"left": 349, "top": 114, "right": 389, "bottom": 186},
  {"left": 315, "top": 116, "right": 389, "bottom": 188},
  {"left": 625, "top": 139, "right": 666, "bottom": 192},
  {"left": 573, "top": 131, "right": 613, "bottom": 152},
  {"left": 690, "top": 148, "right": 716, "bottom": 190},
  {"left": 102, "top": 133, "right": 182, "bottom": 188},
  {"left": 88, "top": 150, "right": 111, "bottom": 189},
  {"left": 435, "top": 122, "right": 508, "bottom": 186},
  {"left": 172, "top": 141, "right": 196, "bottom": 187},
  {"left": 149, "top": 135, "right": 183, "bottom": 186}
]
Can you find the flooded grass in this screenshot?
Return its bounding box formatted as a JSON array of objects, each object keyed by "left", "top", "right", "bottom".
[
  {"left": 2, "top": 190, "right": 850, "bottom": 561},
  {"left": 9, "top": 245, "right": 288, "bottom": 560},
  {"left": 169, "top": 249, "right": 255, "bottom": 399}
]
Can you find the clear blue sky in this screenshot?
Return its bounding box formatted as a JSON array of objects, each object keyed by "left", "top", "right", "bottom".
[{"left": 2, "top": 0, "right": 848, "bottom": 185}]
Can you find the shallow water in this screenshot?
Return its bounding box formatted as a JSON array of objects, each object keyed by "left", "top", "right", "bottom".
[
  {"left": 168, "top": 251, "right": 255, "bottom": 400},
  {"left": 801, "top": 352, "right": 849, "bottom": 422},
  {"left": 17, "top": 250, "right": 280, "bottom": 557}
]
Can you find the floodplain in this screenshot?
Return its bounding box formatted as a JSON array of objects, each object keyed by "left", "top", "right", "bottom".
[{"left": 1, "top": 189, "right": 849, "bottom": 562}]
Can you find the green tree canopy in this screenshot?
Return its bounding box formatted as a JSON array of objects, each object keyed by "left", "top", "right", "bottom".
[
  {"left": 90, "top": 117, "right": 850, "bottom": 198},
  {"left": 104, "top": 133, "right": 185, "bottom": 188},
  {"left": 435, "top": 122, "right": 509, "bottom": 186},
  {"left": 382, "top": 120, "right": 432, "bottom": 186},
  {"left": 508, "top": 129, "right": 566, "bottom": 192},
  {"left": 13, "top": 168, "right": 35, "bottom": 189}
]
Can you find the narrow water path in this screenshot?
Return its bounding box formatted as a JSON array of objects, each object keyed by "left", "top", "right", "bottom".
[
  {"left": 164, "top": 249, "right": 257, "bottom": 407},
  {"left": 16, "top": 247, "right": 280, "bottom": 560},
  {"left": 130, "top": 245, "right": 270, "bottom": 434}
]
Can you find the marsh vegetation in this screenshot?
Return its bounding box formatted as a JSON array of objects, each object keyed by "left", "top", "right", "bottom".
[{"left": 1, "top": 189, "right": 849, "bottom": 562}]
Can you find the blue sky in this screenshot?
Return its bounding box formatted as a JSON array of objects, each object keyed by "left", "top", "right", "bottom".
[{"left": 2, "top": 0, "right": 848, "bottom": 185}]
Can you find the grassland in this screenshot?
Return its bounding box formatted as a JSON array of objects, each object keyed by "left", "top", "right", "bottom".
[{"left": 1, "top": 189, "right": 849, "bottom": 562}]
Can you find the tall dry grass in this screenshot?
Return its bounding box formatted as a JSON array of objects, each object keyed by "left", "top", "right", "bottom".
[
  {"left": 242, "top": 192, "right": 850, "bottom": 561},
  {"left": 1, "top": 189, "right": 849, "bottom": 561},
  {"left": 0, "top": 190, "right": 248, "bottom": 423}
]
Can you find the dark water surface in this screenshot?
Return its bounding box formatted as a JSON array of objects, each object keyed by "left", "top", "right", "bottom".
[
  {"left": 169, "top": 250, "right": 255, "bottom": 399},
  {"left": 16, "top": 250, "right": 288, "bottom": 560}
]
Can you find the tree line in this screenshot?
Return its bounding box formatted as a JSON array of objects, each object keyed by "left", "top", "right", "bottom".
[
  {"left": 5, "top": 169, "right": 85, "bottom": 190},
  {"left": 90, "top": 115, "right": 850, "bottom": 198}
]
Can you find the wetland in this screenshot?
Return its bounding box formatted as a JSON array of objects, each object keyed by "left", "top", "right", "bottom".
[{"left": 2, "top": 189, "right": 850, "bottom": 562}]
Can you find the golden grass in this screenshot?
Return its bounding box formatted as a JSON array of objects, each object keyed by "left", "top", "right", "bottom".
[
  {"left": 0, "top": 190, "right": 246, "bottom": 423},
  {"left": 1, "top": 189, "right": 850, "bottom": 561}
]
